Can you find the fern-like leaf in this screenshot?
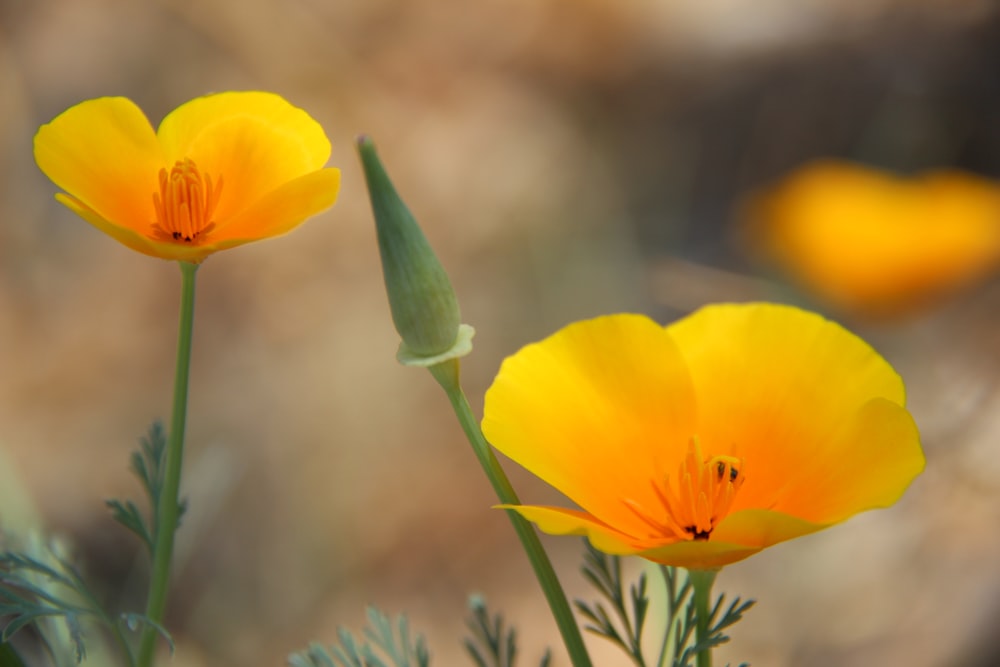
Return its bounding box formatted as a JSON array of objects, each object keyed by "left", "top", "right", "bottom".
[
  {"left": 287, "top": 607, "right": 429, "bottom": 667},
  {"left": 106, "top": 421, "right": 188, "bottom": 553},
  {"left": 575, "top": 540, "right": 754, "bottom": 667},
  {"left": 574, "top": 542, "right": 649, "bottom": 666},
  {"left": 463, "top": 596, "right": 548, "bottom": 667},
  {"left": 0, "top": 549, "right": 98, "bottom": 662}
]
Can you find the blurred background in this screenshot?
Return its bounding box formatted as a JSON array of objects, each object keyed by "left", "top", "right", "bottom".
[{"left": 3, "top": 0, "right": 1000, "bottom": 665}]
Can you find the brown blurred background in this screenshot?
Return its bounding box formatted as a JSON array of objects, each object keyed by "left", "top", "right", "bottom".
[{"left": 3, "top": 0, "right": 1000, "bottom": 665}]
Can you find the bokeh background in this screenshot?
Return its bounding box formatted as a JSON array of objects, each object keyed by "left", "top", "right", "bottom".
[{"left": 3, "top": 0, "right": 1000, "bottom": 665}]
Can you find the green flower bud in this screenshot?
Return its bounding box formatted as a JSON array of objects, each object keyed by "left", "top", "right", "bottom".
[{"left": 357, "top": 136, "right": 473, "bottom": 365}]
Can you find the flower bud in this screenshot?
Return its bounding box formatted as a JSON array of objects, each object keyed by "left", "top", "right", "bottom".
[{"left": 357, "top": 136, "right": 473, "bottom": 365}]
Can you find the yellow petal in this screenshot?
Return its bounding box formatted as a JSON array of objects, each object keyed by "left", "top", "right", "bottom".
[
  {"left": 505, "top": 505, "right": 821, "bottom": 569},
  {"left": 664, "top": 303, "right": 905, "bottom": 512},
  {"left": 56, "top": 195, "right": 215, "bottom": 262},
  {"left": 157, "top": 91, "right": 333, "bottom": 222},
  {"left": 635, "top": 540, "right": 763, "bottom": 570},
  {"left": 483, "top": 314, "right": 697, "bottom": 537},
  {"left": 637, "top": 508, "right": 825, "bottom": 569},
  {"left": 210, "top": 168, "right": 341, "bottom": 245},
  {"left": 777, "top": 397, "right": 924, "bottom": 523},
  {"left": 748, "top": 160, "right": 1000, "bottom": 317},
  {"left": 499, "top": 505, "right": 646, "bottom": 555},
  {"left": 34, "top": 97, "right": 164, "bottom": 234},
  {"left": 712, "top": 508, "right": 825, "bottom": 547}
]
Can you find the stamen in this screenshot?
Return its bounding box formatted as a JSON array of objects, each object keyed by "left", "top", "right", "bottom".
[
  {"left": 645, "top": 438, "right": 746, "bottom": 543},
  {"left": 150, "top": 159, "right": 222, "bottom": 244},
  {"left": 624, "top": 490, "right": 690, "bottom": 541}
]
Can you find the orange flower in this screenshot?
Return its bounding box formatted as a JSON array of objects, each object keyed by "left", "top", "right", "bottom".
[
  {"left": 744, "top": 160, "right": 1000, "bottom": 318},
  {"left": 34, "top": 92, "right": 341, "bottom": 262},
  {"left": 482, "top": 303, "right": 924, "bottom": 569}
]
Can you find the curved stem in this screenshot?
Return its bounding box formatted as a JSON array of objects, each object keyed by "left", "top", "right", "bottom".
[
  {"left": 137, "top": 261, "right": 199, "bottom": 667},
  {"left": 689, "top": 569, "right": 718, "bottom": 667},
  {"left": 429, "top": 360, "right": 593, "bottom": 667}
]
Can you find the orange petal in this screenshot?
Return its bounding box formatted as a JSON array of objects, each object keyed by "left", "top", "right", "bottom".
[
  {"left": 504, "top": 505, "right": 821, "bottom": 569},
  {"left": 56, "top": 195, "right": 216, "bottom": 262},
  {"left": 776, "top": 397, "right": 924, "bottom": 523},
  {"left": 747, "top": 160, "right": 1000, "bottom": 317},
  {"left": 209, "top": 168, "right": 341, "bottom": 246},
  {"left": 34, "top": 97, "right": 164, "bottom": 235},
  {"left": 664, "top": 303, "right": 906, "bottom": 512},
  {"left": 635, "top": 540, "right": 763, "bottom": 570},
  {"left": 638, "top": 508, "right": 826, "bottom": 569},
  {"left": 498, "top": 505, "right": 647, "bottom": 555},
  {"left": 483, "top": 314, "right": 697, "bottom": 537},
  {"left": 157, "top": 91, "right": 333, "bottom": 222},
  {"left": 711, "top": 508, "right": 824, "bottom": 546}
]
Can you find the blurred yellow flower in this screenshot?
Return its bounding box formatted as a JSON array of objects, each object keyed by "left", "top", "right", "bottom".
[
  {"left": 34, "top": 92, "right": 341, "bottom": 262},
  {"left": 745, "top": 160, "right": 1000, "bottom": 318},
  {"left": 482, "top": 303, "right": 923, "bottom": 569}
]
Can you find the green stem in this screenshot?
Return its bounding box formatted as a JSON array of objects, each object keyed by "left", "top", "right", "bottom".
[
  {"left": 689, "top": 569, "right": 718, "bottom": 667},
  {"left": 136, "top": 261, "right": 199, "bottom": 667},
  {"left": 654, "top": 566, "right": 677, "bottom": 667},
  {"left": 429, "top": 360, "right": 593, "bottom": 667}
]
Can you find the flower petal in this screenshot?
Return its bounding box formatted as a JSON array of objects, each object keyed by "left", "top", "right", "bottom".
[
  {"left": 157, "top": 91, "right": 333, "bottom": 222},
  {"left": 777, "top": 397, "right": 924, "bottom": 523},
  {"left": 635, "top": 540, "right": 763, "bottom": 570},
  {"left": 637, "top": 508, "right": 824, "bottom": 568},
  {"left": 499, "top": 505, "right": 646, "bottom": 555},
  {"left": 748, "top": 161, "right": 1000, "bottom": 316},
  {"left": 505, "top": 505, "right": 820, "bottom": 569},
  {"left": 56, "top": 195, "right": 215, "bottom": 262},
  {"left": 34, "top": 97, "right": 164, "bottom": 234},
  {"left": 664, "top": 303, "right": 905, "bottom": 513},
  {"left": 483, "top": 314, "right": 697, "bottom": 537},
  {"left": 206, "top": 168, "right": 341, "bottom": 248}
]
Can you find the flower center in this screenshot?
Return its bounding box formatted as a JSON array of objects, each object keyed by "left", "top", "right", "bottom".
[
  {"left": 151, "top": 159, "right": 222, "bottom": 244},
  {"left": 625, "top": 437, "right": 746, "bottom": 542}
]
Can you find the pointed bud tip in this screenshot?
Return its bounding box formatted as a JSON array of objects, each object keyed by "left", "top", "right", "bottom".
[{"left": 359, "top": 135, "right": 465, "bottom": 359}]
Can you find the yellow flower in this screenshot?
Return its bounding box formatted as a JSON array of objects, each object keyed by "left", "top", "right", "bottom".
[
  {"left": 744, "top": 160, "right": 1000, "bottom": 318},
  {"left": 34, "top": 92, "right": 341, "bottom": 262},
  {"left": 482, "top": 303, "right": 924, "bottom": 570}
]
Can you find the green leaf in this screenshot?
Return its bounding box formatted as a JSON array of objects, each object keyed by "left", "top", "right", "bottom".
[
  {"left": 288, "top": 607, "right": 429, "bottom": 667},
  {"left": 119, "top": 613, "right": 175, "bottom": 654},
  {"left": 463, "top": 595, "right": 546, "bottom": 667},
  {"left": 105, "top": 499, "right": 153, "bottom": 551},
  {"left": 107, "top": 421, "right": 176, "bottom": 553},
  {"left": 575, "top": 540, "right": 754, "bottom": 667},
  {"left": 0, "top": 545, "right": 104, "bottom": 662},
  {"left": 574, "top": 542, "right": 647, "bottom": 665}
]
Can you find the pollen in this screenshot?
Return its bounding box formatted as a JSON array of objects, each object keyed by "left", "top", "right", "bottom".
[
  {"left": 151, "top": 159, "right": 222, "bottom": 244},
  {"left": 624, "top": 437, "right": 746, "bottom": 543}
]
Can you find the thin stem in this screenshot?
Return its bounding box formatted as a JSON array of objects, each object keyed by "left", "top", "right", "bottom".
[
  {"left": 136, "top": 261, "right": 199, "bottom": 667},
  {"left": 689, "top": 569, "right": 718, "bottom": 667},
  {"left": 428, "top": 360, "right": 593, "bottom": 667},
  {"left": 655, "top": 566, "right": 673, "bottom": 667}
]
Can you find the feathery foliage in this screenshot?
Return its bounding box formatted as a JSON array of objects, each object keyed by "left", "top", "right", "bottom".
[
  {"left": 288, "top": 607, "right": 430, "bottom": 667},
  {"left": 105, "top": 422, "right": 187, "bottom": 553},
  {"left": 574, "top": 541, "right": 753, "bottom": 667},
  {"left": 463, "top": 595, "right": 550, "bottom": 667}
]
